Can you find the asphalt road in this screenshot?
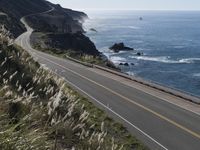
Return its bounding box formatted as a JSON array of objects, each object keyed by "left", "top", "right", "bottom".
[{"left": 15, "top": 11, "right": 200, "bottom": 150}]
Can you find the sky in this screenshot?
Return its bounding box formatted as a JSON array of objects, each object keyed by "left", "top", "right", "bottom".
[{"left": 48, "top": 0, "right": 200, "bottom": 11}]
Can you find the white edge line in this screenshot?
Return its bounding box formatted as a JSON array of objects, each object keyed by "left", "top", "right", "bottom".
[
  {"left": 53, "top": 72, "right": 168, "bottom": 150},
  {"left": 18, "top": 13, "right": 170, "bottom": 149},
  {"left": 21, "top": 28, "right": 168, "bottom": 150},
  {"left": 22, "top": 39, "right": 168, "bottom": 149},
  {"left": 21, "top": 37, "right": 195, "bottom": 150}
]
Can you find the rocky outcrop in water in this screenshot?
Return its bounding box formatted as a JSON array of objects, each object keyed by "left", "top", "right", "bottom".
[
  {"left": 109, "top": 42, "right": 134, "bottom": 53},
  {"left": 90, "top": 28, "right": 98, "bottom": 32}
]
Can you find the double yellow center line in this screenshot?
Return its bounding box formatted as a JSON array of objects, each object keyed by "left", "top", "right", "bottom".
[{"left": 38, "top": 52, "right": 200, "bottom": 140}]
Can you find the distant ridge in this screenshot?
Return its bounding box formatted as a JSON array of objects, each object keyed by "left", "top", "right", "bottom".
[{"left": 0, "top": 0, "right": 88, "bottom": 37}]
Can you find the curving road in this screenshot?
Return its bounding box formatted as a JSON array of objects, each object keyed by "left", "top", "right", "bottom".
[{"left": 15, "top": 8, "right": 200, "bottom": 150}]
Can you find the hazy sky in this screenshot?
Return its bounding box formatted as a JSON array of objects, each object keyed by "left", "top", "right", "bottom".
[{"left": 48, "top": 0, "right": 200, "bottom": 11}]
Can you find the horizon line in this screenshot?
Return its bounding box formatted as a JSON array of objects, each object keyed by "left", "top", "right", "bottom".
[{"left": 68, "top": 8, "right": 200, "bottom": 12}]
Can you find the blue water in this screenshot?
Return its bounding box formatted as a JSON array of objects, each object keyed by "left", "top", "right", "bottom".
[{"left": 84, "top": 10, "right": 200, "bottom": 96}]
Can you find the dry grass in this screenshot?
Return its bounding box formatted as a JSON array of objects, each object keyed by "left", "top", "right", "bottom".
[{"left": 0, "top": 29, "right": 148, "bottom": 150}]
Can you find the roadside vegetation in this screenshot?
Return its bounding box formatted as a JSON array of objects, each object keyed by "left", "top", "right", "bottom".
[
  {"left": 0, "top": 27, "right": 148, "bottom": 149},
  {"left": 32, "top": 41, "right": 119, "bottom": 70}
]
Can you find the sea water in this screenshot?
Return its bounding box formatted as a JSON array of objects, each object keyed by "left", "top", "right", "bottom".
[{"left": 84, "top": 10, "right": 200, "bottom": 96}]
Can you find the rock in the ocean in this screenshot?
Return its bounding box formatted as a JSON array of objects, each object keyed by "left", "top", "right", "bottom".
[
  {"left": 109, "top": 42, "right": 134, "bottom": 53},
  {"left": 131, "top": 63, "right": 135, "bottom": 66},
  {"left": 90, "top": 28, "right": 98, "bottom": 32},
  {"left": 124, "top": 63, "right": 129, "bottom": 66},
  {"left": 136, "top": 52, "right": 143, "bottom": 56},
  {"left": 119, "top": 62, "right": 131, "bottom": 66}
]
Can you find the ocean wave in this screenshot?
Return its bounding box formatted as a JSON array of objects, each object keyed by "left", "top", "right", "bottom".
[
  {"left": 130, "top": 56, "right": 177, "bottom": 63},
  {"left": 173, "top": 45, "right": 186, "bottom": 49},
  {"left": 178, "top": 58, "right": 200, "bottom": 63},
  {"left": 113, "top": 25, "right": 140, "bottom": 30},
  {"left": 130, "top": 56, "right": 200, "bottom": 64},
  {"left": 127, "top": 26, "right": 141, "bottom": 30},
  {"left": 110, "top": 56, "right": 126, "bottom": 64}
]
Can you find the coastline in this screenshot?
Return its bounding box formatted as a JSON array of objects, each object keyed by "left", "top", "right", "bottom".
[
  {"left": 82, "top": 30, "right": 200, "bottom": 103},
  {"left": 10, "top": 4, "right": 200, "bottom": 149},
  {"left": 87, "top": 47, "right": 200, "bottom": 104},
  {"left": 65, "top": 54, "right": 200, "bottom": 104},
  {"left": 83, "top": 10, "right": 200, "bottom": 98}
]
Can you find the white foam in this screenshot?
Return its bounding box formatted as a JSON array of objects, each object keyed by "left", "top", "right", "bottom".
[
  {"left": 130, "top": 56, "right": 200, "bottom": 64},
  {"left": 126, "top": 71, "right": 135, "bottom": 76},
  {"left": 179, "top": 58, "right": 200, "bottom": 64},
  {"left": 128, "top": 26, "right": 141, "bottom": 30},
  {"left": 110, "top": 56, "right": 126, "bottom": 64},
  {"left": 114, "top": 25, "right": 140, "bottom": 30},
  {"left": 130, "top": 56, "right": 178, "bottom": 63}
]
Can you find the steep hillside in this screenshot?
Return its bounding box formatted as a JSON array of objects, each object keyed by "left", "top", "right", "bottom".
[
  {"left": 0, "top": 0, "right": 88, "bottom": 35},
  {"left": 0, "top": 29, "right": 147, "bottom": 150},
  {"left": 25, "top": 3, "right": 88, "bottom": 34},
  {"left": 49, "top": 3, "right": 88, "bottom": 22},
  {"left": 26, "top": 8, "right": 84, "bottom": 33},
  {"left": 0, "top": 0, "right": 50, "bottom": 18},
  {"left": 0, "top": 14, "right": 24, "bottom": 38},
  {"left": 30, "top": 32, "right": 100, "bottom": 56}
]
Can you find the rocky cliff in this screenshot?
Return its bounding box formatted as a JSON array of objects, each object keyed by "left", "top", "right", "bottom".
[
  {"left": 30, "top": 32, "right": 100, "bottom": 56},
  {"left": 25, "top": 3, "right": 88, "bottom": 34},
  {"left": 0, "top": 0, "right": 99, "bottom": 56}
]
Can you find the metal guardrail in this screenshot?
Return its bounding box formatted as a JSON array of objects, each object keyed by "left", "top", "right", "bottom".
[
  {"left": 65, "top": 56, "right": 200, "bottom": 104},
  {"left": 65, "top": 56, "right": 93, "bottom": 67}
]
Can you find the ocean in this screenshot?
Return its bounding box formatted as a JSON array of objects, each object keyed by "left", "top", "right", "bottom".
[{"left": 84, "top": 10, "right": 200, "bottom": 97}]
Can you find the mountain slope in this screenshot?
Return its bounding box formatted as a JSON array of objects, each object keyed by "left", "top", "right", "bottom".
[
  {"left": 0, "top": 0, "right": 50, "bottom": 37},
  {"left": 0, "top": 0, "right": 100, "bottom": 56},
  {"left": 0, "top": 0, "right": 88, "bottom": 35},
  {"left": 0, "top": 0, "right": 50, "bottom": 18},
  {"left": 25, "top": 2, "right": 87, "bottom": 34}
]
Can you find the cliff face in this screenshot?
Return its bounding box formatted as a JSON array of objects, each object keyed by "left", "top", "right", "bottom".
[
  {"left": 0, "top": 0, "right": 99, "bottom": 56},
  {"left": 52, "top": 4, "right": 88, "bottom": 22},
  {"left": 30, "top": 32, "right": 100, "bottom": 56},
  {"left": 26, "top": 1, "right": 99, "bottom": 55},
  {"left": 26, "top": 7, "right": 84, "bottom": 33},
  {"left": 26, "top": 3, "right": 88, "bottom": 34},
  {"left": 0, "top": 0, "right": 87, "bottom": 36}
]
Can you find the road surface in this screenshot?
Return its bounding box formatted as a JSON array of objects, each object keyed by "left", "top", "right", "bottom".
[{"left": 15, "top": 8, "right": 200, "bottom": 150}]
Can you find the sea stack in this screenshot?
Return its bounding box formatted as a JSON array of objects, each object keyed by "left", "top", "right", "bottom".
[{"left": 109, "top": 42, "right": 133, "bottom": 53}]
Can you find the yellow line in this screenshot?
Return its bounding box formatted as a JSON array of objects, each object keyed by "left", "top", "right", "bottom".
[{"left": 38, "top": 54, "right": 200, "bottom": 140}]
